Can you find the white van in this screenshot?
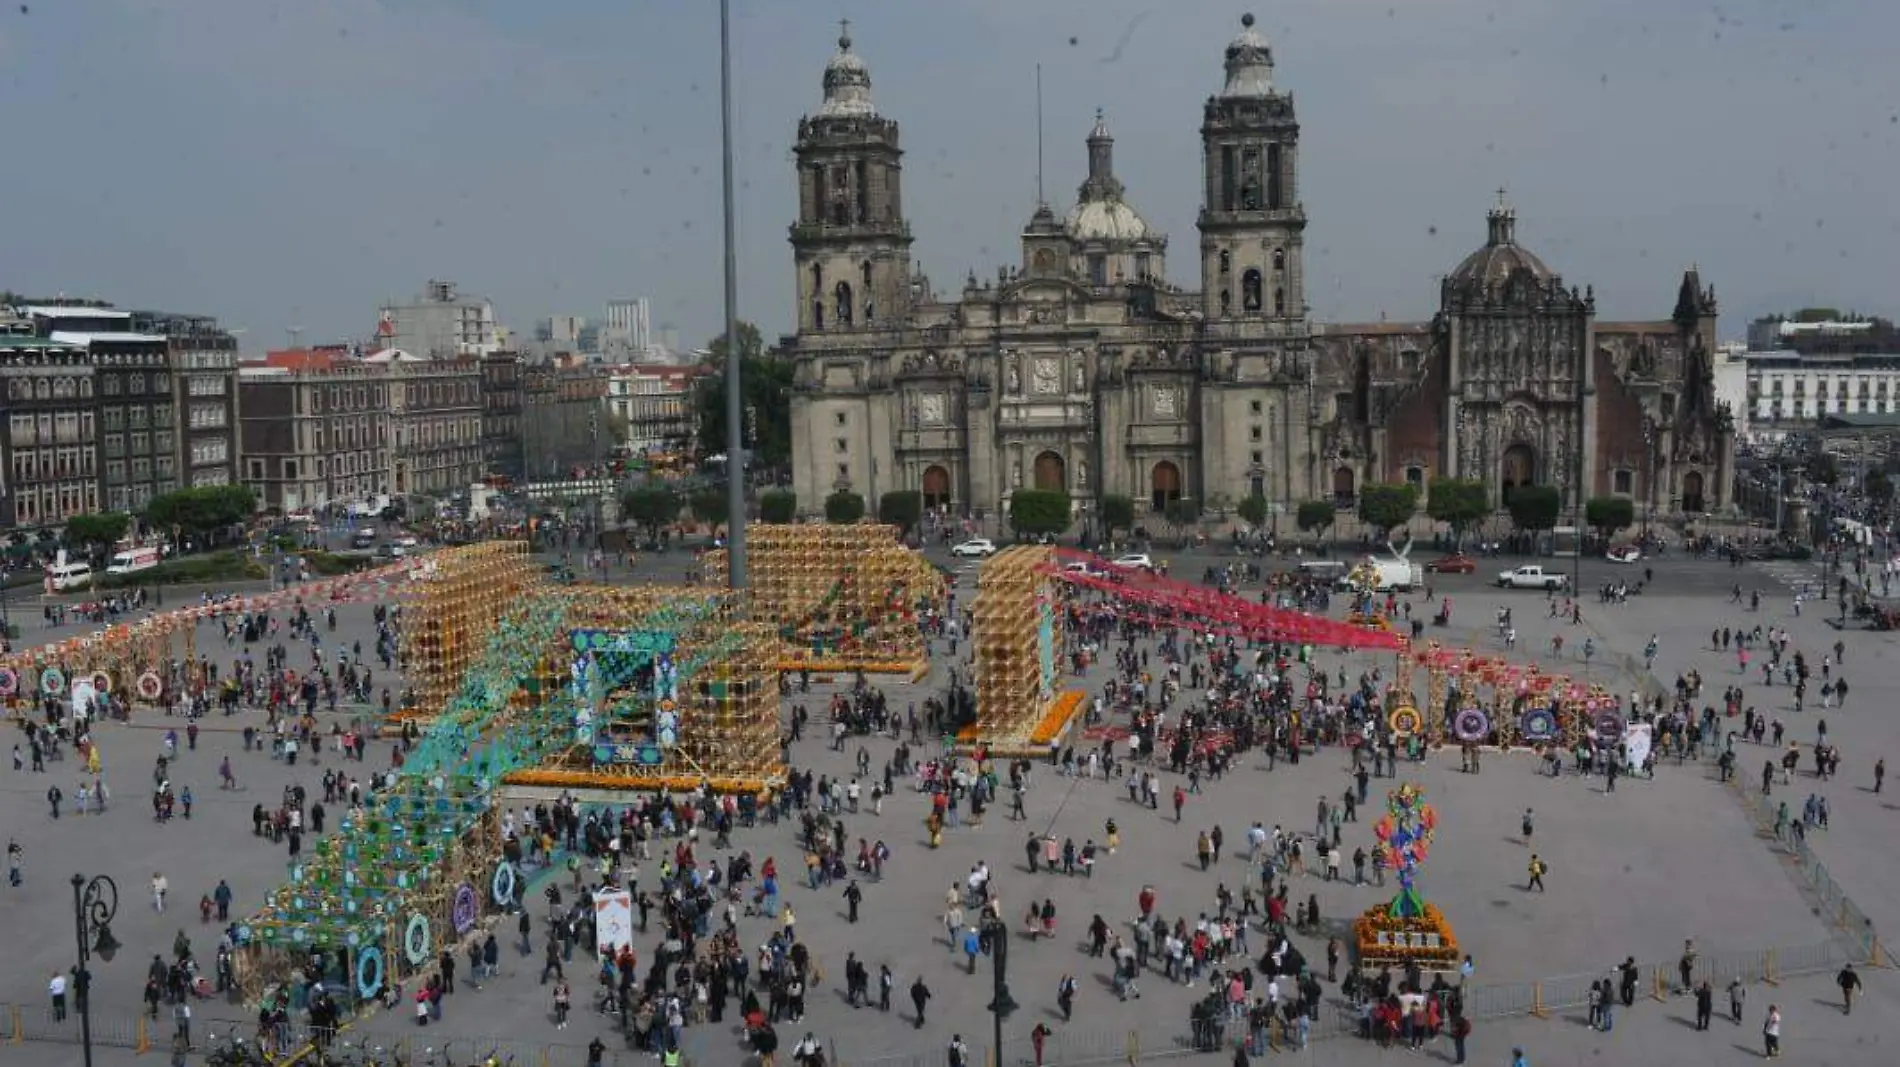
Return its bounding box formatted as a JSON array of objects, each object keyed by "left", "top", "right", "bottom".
[{"left": 47, "top": 561, "right": 93, "bottom": 591}]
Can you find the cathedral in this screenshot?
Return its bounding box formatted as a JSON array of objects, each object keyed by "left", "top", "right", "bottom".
[{"left": 783, "top": 15, "right": 1735, "bottom": 531}]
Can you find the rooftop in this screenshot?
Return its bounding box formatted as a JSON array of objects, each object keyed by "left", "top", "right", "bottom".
[
  {"left": 48, "top": 330, "right": 169, "bottom": 345},
  {"left": 0, "top": 336, "right": 82, "bottom": 351},
  {"left": 21, "top": 306, "right": 131, "bottom": 321}
]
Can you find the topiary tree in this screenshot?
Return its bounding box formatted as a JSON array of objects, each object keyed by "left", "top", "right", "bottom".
[
  {"left": 824, "top": 490, "right": 866, "bottom": 524},
  {"left": 1506, "top": 485, "right": 1564, "bottom": 533},
  {"left": 1236, "top": 493, "right": 1270, "bottom": 529},
  {"left": 1357, "top": 483, "right": 1419, "bottom": 538},
  {"left": 689, "top": 489, "right": 729, "bottom": 528},
  {"left": 1164, "top": 497, "right": 1202, "bottom": 535},
  {"left": 1296, "top": 499, "right": 1336, "bottom": 538},
  {"left": 621, "top": 485, "right": 681, "bottom": 538},
  {"left": 877, "top": 490, "right": 924, "bottom": 535},
  {"left": 1008, "top": 489, "right": 1071, "bottom": 538},
  {"left": 1425, "top": 478, "right": 1489, "bottom": 547},
  {"left": 758, "top": 489, "right": 797, "bottom": 524},
  {"left": 1583, "top": 496, "right": 1635, "bottom": 541},
  {"left": 64, "top": 512, "right": 132, "bottom": 559},
  {"left": 1098, "top": 494, "right": 1136, "bottom": 538}
]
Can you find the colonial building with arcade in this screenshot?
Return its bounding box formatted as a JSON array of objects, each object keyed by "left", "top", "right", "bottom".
[{"left": 782, "top": 15, "right": 1735, "bottom": 527}]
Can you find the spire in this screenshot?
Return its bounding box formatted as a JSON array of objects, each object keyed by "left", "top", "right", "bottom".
[
  {"left": 1080, "top": 108, "right": 1122, "bottom": 200},
  {"left": 819, "top": 19, "right": 876, "bottom": 118},
  {"left": 1485, "top": 188, "right": 1517, "bottom": 246},
  {"left": 1221, "top": 13, "right": 1275, "bottom": 99}
]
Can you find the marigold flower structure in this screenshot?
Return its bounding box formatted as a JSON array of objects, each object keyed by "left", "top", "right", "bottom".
[
  {"left": 1354, "top": 782, "right": 1460, "bottom": 968},
  {"left": 702, "top": 522, "right": 944, "bottom": 677},
  {"left": 959, "top": 545, "right": 1083, "bottom": 754}
]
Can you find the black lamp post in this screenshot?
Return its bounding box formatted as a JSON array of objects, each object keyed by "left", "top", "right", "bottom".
[
  {"left": 71, "top": 873, "right": 121, "bottom": 1067},
  {"left": 982, "top": 914, "right": 1018, "bottom": 1064}
]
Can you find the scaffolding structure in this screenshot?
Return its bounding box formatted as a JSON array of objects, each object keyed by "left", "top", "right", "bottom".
[
  {"left": 395, "top": 541, "right": 541, "bottom": 723},
  {"left": 702, "top": 523, "right": 942, "bottom": 675},
  {"left": 964, "top": 545, "right": 1074, "bottom": 751}
]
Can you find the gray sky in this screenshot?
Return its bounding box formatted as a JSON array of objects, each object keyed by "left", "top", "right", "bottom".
[{"left": 5, "top": 0, "right": 1895, "bottom": 350}]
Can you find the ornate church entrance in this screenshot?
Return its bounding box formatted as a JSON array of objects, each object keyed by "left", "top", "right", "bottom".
[
  {"left": 1151, "top": 461, "right": 1182, "bottom": 511},
  {"left": 1332, "top": 466, "right": 1356, "bottom": 505},
  {"left": 1501, "top": 444, "right": 1537, "bottom": 502},
  {"left": 1033, "top": 451, "right": 1066, "bottom": 492},
  {"left": 922, "top": 465, "right": 951, "bottom": 510},
  {"left": 1681, "top": 470, "right": 1705, "bottom": 513}
]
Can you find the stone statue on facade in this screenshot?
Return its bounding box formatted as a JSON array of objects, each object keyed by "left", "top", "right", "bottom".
[
  {"left": 1077, "top": 459, "right": 1089, "bottom": 488},
  {"left": 1011, "top": 461, "right": 1022, "bottom": 487},
  {"left": 1072, "top": 362, "right": 1085, "bottom": 393},
  {"left": 1007, "top": 359, "right": 1021, "bottom": 394}
]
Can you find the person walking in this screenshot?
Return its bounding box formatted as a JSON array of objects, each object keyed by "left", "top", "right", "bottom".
[
  {"left": 49, "top": 971, "right": 68, "bottom": 1021},
  {"left": 151, "top": 872, "right": 168, "bottom": 911},
  {"left": 1526, "top": 854, "right": 1546, "bottom": 892},
  {"left": 909, "top": 976, "right": 931, "bottom": 1029},
  {"left": 1837, "top": 963, "right": 1861, "bottom": 1014},
  {"left": 552, "top": 979, "right": 571, "bottom": 1029},
  {"left": 1762, "top": 1004, "right": 1781, "bottom": 1058},
  {"left": 1694, "top": 980, "right": 1714, "bottom": 1030}
]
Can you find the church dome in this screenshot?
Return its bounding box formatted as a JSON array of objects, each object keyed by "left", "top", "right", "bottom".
[
  {"left": 1221, "top": 13, "right": 1275, "bottom": 99},
  {"left": 1066, "top": 199, "right": 1152, "bottom": 242},
  {"left": 819, "top": 26, "right": 877, "bottom": 118},
  {"left": 1447, "top": 196, "right": 1554, "bottom": 290}
]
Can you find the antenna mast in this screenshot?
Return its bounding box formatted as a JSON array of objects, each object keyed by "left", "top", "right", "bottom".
[{"left": 1035, "top": 63, "right": 1045, "bottom": 206}]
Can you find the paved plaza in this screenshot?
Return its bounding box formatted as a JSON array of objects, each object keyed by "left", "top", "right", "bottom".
[{"left": 4, "top": 544, "right": 1899, "bottom": 1066}]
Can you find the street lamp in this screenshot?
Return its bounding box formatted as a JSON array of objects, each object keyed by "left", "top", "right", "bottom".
[
  {"left": 981, "top": 914, "right": 1018, "bottom": 1065},
  {"left": 1641, "top": 420, "right": 1656, "bottom": 548},
  {"left": 71, "top": 873, "right": 121, "bottom": 1067}
]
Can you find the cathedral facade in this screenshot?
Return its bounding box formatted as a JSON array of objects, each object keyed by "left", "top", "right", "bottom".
[{"left": 784, "top": 16, "right": 1735, "bottom": 530}]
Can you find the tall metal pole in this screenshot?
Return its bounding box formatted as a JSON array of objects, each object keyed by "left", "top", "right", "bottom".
[
  {"left": 720, "top": 0, "right": 747, "bottom": 590},
  {"left": 72, "top": 875, "right": 94, "bottom": 1067}
]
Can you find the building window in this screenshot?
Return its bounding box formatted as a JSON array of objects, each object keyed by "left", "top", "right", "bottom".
[
  {"left": 1218, "top": 249, "right": 1231, "bottom": 276},
  {"left": 1220, "top": 290, "right": 1231, "bottom": 315},
  {"left": 1406, "top": 466, "right": 1425, "bottom": 488},
  {"left": 1250, "top": 425, "right": 1263, "bottom": 442},
  {"left": 1242, "top": 269, "right": 1263, "bottom": 311},
  {"left": 284, "top": 460, "right": 298, "bottom": 479},
  {"left": 836, "top": 463, "right": 850, "bottom": 480},
  {"left": 1250, "top": 450, "right": 1263, "bottom": 465},
  {"left": 835, "top": 438, "right": 849, "bottom": 454},
  {"left": 1250, "top": 399, "right": 1263, "bottom": 415},
  {"left": 1135, "top": 253, "right": 1151, "bottom": 279},
  {"left": 1272, "top": 248, "right": 1285, "bottom": 271},
  {"left": 835, "top": 412, "right": 848, "bottom": 427},
  {"left": 1087, "top": 254, "right": 1107, "bottom": 286}
]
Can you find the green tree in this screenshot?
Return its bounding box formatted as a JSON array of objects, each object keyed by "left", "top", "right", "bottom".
[
  {"left": 1506, "top": 485, "right": 1564, "bottom": 532},
  {"left": 1008, "top": 489, "right": 1071, "bottom": 538},
  {"left": 824, "top": 490, "right": 866, "bottom": 524},
  {"left": 1164, "top": 497, "right": 1202, "bottom": 532},
  {"left": 693, "top": 322, "right": 795, "bottom": 470},
  {"left": 1866, "top": 470, "right": 1893, "bottom": 505},
  {"left": 1425, "top": 478, "right": 1490, "bottom": 544},
  {"left": 145, "top": 485, "right": 257, "bottom": 539},
  {"left": 1236, "top": 494, "right": 1270, "bottom": 529},
  {"left": 689, "top": 489, "right": 729, "bottom": 528},
  {"left": 1296, "top": 499, "right": 1336, "bottom": 537},
  {"left": 1808, "top": 451, "right": 1841, "bottom": 486},
  {"left": 878, "top": 490, "right": 924, "bottom": 534},
  {"left": 64, "top": 512, "right": 132, "bottom": 557},
  {"left": 1098, "top": 494, "right": 1136, "bottom": 538},
  {"left": 1583, "top": 496, "right": 1636, "bottom": 540},
  {"left": 758, "top": 490, "right": 798, "bottom": 524},
  {"left": 1357, "top": 483, "right": 1418, "bottom": 535},
  {"left": 621, "top": 485, "right": 681, "bottom": 537}
]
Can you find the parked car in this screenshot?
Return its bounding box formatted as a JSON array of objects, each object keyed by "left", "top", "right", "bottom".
[
  {"left": 1062, "top": 561, "right": 1106, "bottom": 578},
  {"left": 951, "top": 538, "right": 998, "bottom": 558},
  {"left": 1605, "top": 544, "right": 1642, "bottom": 564},
  {"left": 1111, "top": 553, "right": 1156, "bottom": 572},
  {"left": 1496, "top": 564, "right": 1570, "bottom": 590},
  {"left": 1424, "top": 553, "right": 1477, "bottom": 574}
]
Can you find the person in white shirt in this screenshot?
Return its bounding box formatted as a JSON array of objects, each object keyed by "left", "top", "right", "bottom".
[
  {"left": 152, "top": 872, "right": 168, "bottom": 911},
  {"left": 49, "top": 972, "right": 68, "bottom": 1021}
]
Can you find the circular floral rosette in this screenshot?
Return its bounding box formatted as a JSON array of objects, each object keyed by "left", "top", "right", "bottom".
[
  {"left": 91, "top": 671, "right": 112, "bottom": 694},
  {"left": 1388, "top": 705, "right": 1424, "bottom": 737},
  {"left": 0, "top": 666, "right": 17, "bottom": 697},
  {"left": 491, "top": 861, "right": 518, "bottom": 906},
  {"left": 137, "top": 671, "right": 164, "bottom": 700},
  {"left": 1595, "top": 709, "right": 1625, "bottom": 743},
  {"left": 1452, "top": 707, "right": 1490, "bottom": 743},
  {"left": 403, "top": 913, "right": 432, "bottom": 964},
  {"left": 1519, "top": 706, "right": 1558, "bottom": 742},
  {"left": 40, "top": 667, "right": 66, "bottom": 696},
  {"left": 356, "top": 947, "right": 385, "bottom": 999},
  {"left": 452, "top": 883, "right": 478, "bottom": 935}
]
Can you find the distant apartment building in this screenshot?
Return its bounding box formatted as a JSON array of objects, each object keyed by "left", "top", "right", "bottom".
[
  {"left": 377, "top": 280, "right": 503, "bottom": 359},
  {"left": 522, "top": 360, "right": 610, "bottom": 479},
  {"left": 480, "top": 352, "right": 525, "bottom": 483},
  {"left": 539, "top": 315, "right": 586, "bottom": 346},
  {"left": 367, "top": 348, "right": 485, "bottom": 495},
  {"left": 130, "top": 309, "right": 241, "bottom": 489},
  {"left": 239, "top": 350, "right": 390, "bottom": 513},
  {"left": 1737, "top": 314, "right": 1900, "bottom": 438},
  {"left": 0, "top": 321, "right": 98, "bottom": 529},
  {"left": 27, "top": 305, "right": 175, "bottom": 514},
  {"left": 604, "top": 299, "right": 651, "bottom": 355},
  {"left": 607, "top": 364, "right": 699, "bottom": 452}
]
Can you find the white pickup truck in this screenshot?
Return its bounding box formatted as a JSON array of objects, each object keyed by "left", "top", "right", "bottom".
[{"left": 1496, "top": 564, "right": 1570, "bottom": 590}]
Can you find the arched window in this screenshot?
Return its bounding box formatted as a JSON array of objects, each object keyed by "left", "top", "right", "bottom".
[
  {"left": 862, "top": 261, "right": 873, "bottom": 288},
  {"left": 1220, "top": 290, "right": 1232, "bottom": 315},
  {"left": 1242, "top": 269, "right": 1263, "bottom": 312},
  {"left": 812, "top": 301, "right": 825, "bottom": 329},
  {"left": 834, "top": 281, "right": 854, "bottom": 327},
  {"left": 1219, "top": 249, "right": 1232, "bottom": 275},
  {"left": 1272, "top": 248, "right": 1286, "bottom": 271},
  {"left": 811, "top": 263, "right": 823, "bottom": 291},
  {"left": 1273, "top": 287, "right": 1285, "bottom": 316},
  {"left": 34, "top": 379, "right": 50, "bottom": 399}
]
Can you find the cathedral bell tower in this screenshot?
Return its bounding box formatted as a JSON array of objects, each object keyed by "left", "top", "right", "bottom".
[
  {"left": 1197, "top": 13, "right": 1307, "bottom": 323},
  {"left": 790, "top": 22, "right": 913, "bottom": 334}
]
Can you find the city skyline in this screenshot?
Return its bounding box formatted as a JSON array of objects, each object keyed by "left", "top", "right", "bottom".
[{"left": 4, "top": 0, "right": 1896, "bottom": 349}]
